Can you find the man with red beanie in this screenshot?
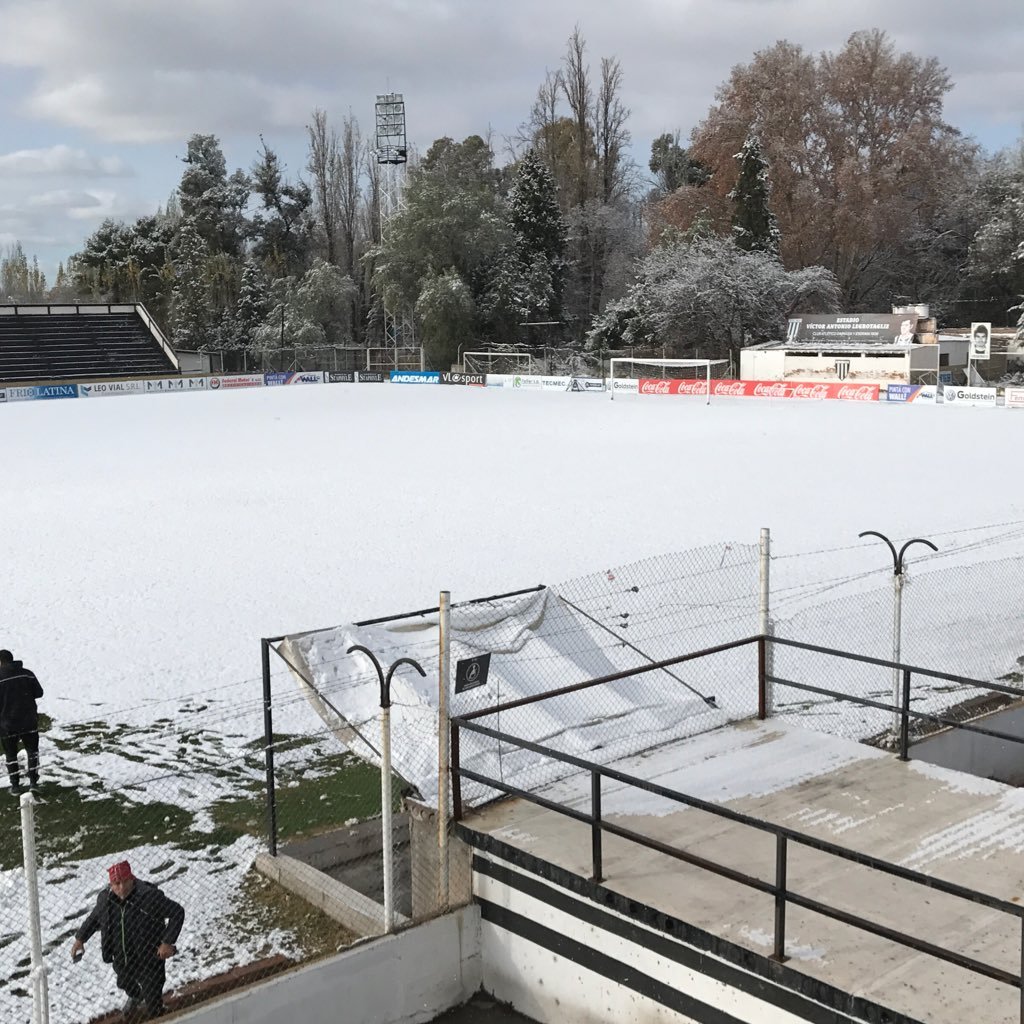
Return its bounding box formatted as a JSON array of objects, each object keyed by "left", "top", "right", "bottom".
[{"left": 70, "top": 860, "right": 185, "bottom": 1021}]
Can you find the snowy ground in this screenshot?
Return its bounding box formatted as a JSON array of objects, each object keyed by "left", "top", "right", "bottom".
[{"left": 3, "top": 383, "right": 1024, "bottom": 1021}]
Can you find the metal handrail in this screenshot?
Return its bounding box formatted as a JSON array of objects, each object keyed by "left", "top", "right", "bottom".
[
  {"left": 449, "top": 631, "right": 1024, "bottom": 1012},
  {"left": 451, "top": 716, "right": 1024, "bottom": 999}
]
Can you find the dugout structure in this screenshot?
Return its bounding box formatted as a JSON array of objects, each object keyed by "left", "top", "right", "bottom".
[{"left": 608, "top": 357, "right": 729, "bottom": 403}]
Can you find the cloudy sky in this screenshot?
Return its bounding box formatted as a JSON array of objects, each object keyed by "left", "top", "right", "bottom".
[{"left": 0, "top": 0, "right": 1022, "bottom": 280}]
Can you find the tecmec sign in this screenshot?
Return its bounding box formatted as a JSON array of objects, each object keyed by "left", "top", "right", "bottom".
[{"left": 943, "top": 386, "right": 997, "bottom": 408}]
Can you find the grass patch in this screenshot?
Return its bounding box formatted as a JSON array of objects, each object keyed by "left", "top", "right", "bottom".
[
  {"left": 0, "top": 785, "right": 195, "bottom": 871},
  {"left": 227, "top": 869, "right": 359, "bottom": 958},
  {"left": 209, "top": 752, "right": 403, "bottom": 844}
]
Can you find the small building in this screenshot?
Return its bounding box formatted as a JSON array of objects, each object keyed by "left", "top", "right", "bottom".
[{"left": 740, "top": 308, "right": 968, "bottom": 386}]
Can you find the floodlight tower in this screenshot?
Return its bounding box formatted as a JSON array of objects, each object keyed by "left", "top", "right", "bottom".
[{"left": 375, "top": 93, "right": 414, "bottom": 367}]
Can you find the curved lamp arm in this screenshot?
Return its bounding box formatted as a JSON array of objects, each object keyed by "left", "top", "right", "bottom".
[
  {"left": 858, "top": 530, "right": 899, "bottom": 574},
  {"left": 347, "top": 645, "right": 387, "bottom": 707},
  {"left": 896, "top": 538, "right": 939, "bottom": 574}
]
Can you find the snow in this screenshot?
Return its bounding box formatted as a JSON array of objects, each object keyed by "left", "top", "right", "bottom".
[{"left": 4, "top": 381, "right": 1024, "bottom": 1020}]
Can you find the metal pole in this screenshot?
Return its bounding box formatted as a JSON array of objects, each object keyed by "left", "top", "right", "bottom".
[
  {"left": 261, "top": 638, "right": 278, "bottom": 857},
  {"left": 899, "top": 669, "right": 912, "bottom": 762},
  {"left": 773, "top": 834, "right": 787, "bottom": 962},
  {"left": 759, "top": 527, "right": 773, "bottom": 716},
  {"left": 451, "top": 721, "right": 463, "bottom": 821},
  {"left": 438, "top": 591, "right": 451, "bottom": 912},
  {"left": 892, "top": 573, "right": 904, "bottom": 738},
  {"left": 21, "top": 794, "right": 49, "bottom": 1024},
  {"left": 381, "top": 702, "right": 394, "bottom": 932},
  {"left": 757, "top": 635, "right": 767, "bottom": 720},
  {"left": 591, "top": 770, "right": 603, "bottom": 883}
]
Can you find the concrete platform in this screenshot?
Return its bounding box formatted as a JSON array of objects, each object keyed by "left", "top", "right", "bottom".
[{"left": 461, "top": 719, "right": 1024, "bottom": 1024}]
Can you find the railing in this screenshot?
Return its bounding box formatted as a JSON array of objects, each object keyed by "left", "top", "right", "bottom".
[{"left": 450, "top": 633, "right": 1024, "bottom": 1017}]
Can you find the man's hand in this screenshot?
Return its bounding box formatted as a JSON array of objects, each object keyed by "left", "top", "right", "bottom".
[
  {"left": 70, "top": 939, "right": 84, "bottom": 962},
  {"left": 156, "top": 943, "right": 176, "bottom": 960}
]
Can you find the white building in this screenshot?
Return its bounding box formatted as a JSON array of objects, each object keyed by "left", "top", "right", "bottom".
[{"left": 740, "top": 311, "right": 968, "bottom": 386}]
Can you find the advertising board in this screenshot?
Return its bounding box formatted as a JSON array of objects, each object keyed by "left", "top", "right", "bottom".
[
  {"left": 884, "top": 384, "right": 936, "bottom": 404},
  {"left": 146, "top": 377, "right": 208, "bottom": 394},
  {"left": 637, "top": 379, "right": 879, "bottom": 401},
  {"left": 390, "top": 370, "right": 440, "bottom": 384},
  {"left": 326, "top": 372, "right": 355, "bottom": 383},
  {"left": 610, "top": 378, "right": 639, "bottom": 394},
  {"left": 440, "top": 371, "right": 486, "bottom": 386},
  {"left": 3, "top": 383, "right": 79, "bottom": 401},
  {"left": 209, "top": 374, "right": 265, "bottom": 390},
  {"left": 1003, "top": 387, "right": 1024, "bottom": 408},
  {"left": 358, "top": 372, "right": 385, "bottom": 383},
  {"left": 265, "top": 371, "right": 324, "bottom": 386},
  {"left": 79, "top": 380, "right": 147, "bottom": 398},
  {"left": 569, "top": 377, "right": 607, "bottom": 392},
  {"left": 942, "top": 386, "right": 997, "bottom": 407}
]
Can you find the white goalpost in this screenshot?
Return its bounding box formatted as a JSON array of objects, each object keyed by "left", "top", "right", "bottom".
[
  {"left": 463, "top": 350, "right": 534, "bottom": 376},
  {"left": 608, "top": 357, "right": 730, "bottom": 403}
]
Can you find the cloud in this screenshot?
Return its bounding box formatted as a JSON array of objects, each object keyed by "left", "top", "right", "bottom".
[
  {"left": 26, "top": 188, "right": 104, "bottom": 210},
  {"left": 0, "top": 0, "right": 1019, "bottom": 151},
  {"left": 0, "top": 144, "right": 131, "bottom": 176}
]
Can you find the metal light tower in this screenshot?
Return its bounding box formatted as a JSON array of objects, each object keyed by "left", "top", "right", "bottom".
[{"left": 375, "top": 93, "right": 415, "bottom": 369}]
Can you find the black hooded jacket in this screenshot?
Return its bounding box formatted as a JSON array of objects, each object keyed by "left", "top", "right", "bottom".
[
  {"left": 0, "top": 661, "right": 43, "bottom": 733},
  {"left": 75, "top": 880, "right": 185, "bottom": 971}
]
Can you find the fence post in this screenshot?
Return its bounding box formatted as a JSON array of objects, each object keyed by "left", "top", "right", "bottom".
[
  {"left": 381, "top": 698, "right": 395, "bottom": 933},
  {"left": 438, "top": 591, "right": 452, "bottom": 912},
  {"left": 451, "top": 721, "right": 463, "bottom": 821},
  {"left": 773, "top": 834, "right": 788, "bottom": 963},
  {"left": 21, "top": 793, "right": 49, "bottom": 1024},
  {"left": 757, "top": 635, "right": 767, "bottom": 720},
  {"left": 759, "top": 527, "right": 773, "bottom": 716},
  {"left": 261, "top": 638, "right": 278, "bottom": 857},
  {"left": 899, "top": 669, "right": 913, "bottom": 762},
  {"left": 591, "top": 770, "right": 603, "bottom": 883}
]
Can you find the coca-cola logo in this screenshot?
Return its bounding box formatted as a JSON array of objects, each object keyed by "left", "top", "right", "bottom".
[
  {"left": 640, "top": 380, "right": 672, "bottom": 394},
  {"left": 712, "top": 381, "right": 747, "bottom": 397},
  {"left": 792, "top": 383, "right": 830, "bottom": 400},
  {"left": 752, "top": 382, "right": 788, "bottom": 398},
  {"left": 837, "top": 385, "right": 876, "bottom": 401},
  {"left": 673, "top": 380, "right": 708, "bottom": 395}
]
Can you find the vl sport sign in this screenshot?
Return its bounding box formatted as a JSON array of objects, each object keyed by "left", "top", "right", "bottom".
[{"left": 454, "top": 653, "right": 491, "bottom": 694}]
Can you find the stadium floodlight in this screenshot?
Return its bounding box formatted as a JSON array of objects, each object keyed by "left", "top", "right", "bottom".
[{"left": 608, "top": 357, "right": 729, "bottom": 404}]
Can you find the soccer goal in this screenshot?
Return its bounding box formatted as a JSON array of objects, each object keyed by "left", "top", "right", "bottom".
[
  {"left": 608, "top": 357, "right": 730, "bottom": 403},
  {"left": 463, "top": 350, "right": 534, "bottom": 376}
]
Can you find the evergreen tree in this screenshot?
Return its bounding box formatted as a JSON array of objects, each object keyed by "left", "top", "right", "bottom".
[
  {"left": 230, "top": 257, "right": 269, "bottom": 353},
  {"left": 507, "top": 149, "right": 567, "bottom": 319},
  {"left": 730, "top": 132, "right": 780, "bottom": 255},
  {"left": 178, "top": 134, "right": 250, "bottom": 258},
  {"left": 169, "top": 221, "right": 213, "bottom": 350},
  {"left": 250, "top": 138, "right": 313, "bottom": 279}
]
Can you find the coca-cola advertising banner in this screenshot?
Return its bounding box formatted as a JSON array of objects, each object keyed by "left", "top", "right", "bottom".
[{"left": 637, "top": 379, "right": 879, "bottom": 401}]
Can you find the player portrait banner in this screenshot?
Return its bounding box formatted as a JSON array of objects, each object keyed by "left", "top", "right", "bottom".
[{"left": 969, "top": 322, "right": 992, "bottom": 361}]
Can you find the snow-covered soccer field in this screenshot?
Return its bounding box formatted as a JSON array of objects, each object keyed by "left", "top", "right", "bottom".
[
  {"left": 5, "top": 382, "right": 1023, "bottom": 718},
  {"left": 3, "top": 383, "right": 1024, "bottom": 1022}
]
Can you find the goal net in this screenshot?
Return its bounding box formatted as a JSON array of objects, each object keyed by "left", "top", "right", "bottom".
[
  {"left": 464, "top": 350, "right": 534, "bottom": 376},
  {"left": 608, "top": 357, "right": 730, "bottom": 402}
]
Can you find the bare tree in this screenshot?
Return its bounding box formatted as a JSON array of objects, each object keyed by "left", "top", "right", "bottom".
[{"left": 307, "top": 109, "right": 341, "bottom": 266}]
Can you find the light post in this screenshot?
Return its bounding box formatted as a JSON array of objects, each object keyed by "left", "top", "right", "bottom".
[
  {"left": 858, "top": 530, "right": 938, "bottom": 739},
  {"left": 347, "top": 645, "right": 426, "bottom": 933}
]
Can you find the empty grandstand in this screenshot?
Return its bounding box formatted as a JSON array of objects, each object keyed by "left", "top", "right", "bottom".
[{"left": 0, "top": 304, "right": 179, "bottom": 383}]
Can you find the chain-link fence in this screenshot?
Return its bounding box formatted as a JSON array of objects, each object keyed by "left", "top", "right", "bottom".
[{"left": 6, "top": 526, "right": 1024, "bottom": 1022}]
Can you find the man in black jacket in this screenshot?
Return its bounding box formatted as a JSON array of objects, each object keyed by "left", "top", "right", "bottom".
[
  {"left": 70, "top": 860, "right": 185, "bottom": 1021},
  {"left": 0, "top": 649, "right": 43, "bottom": 794}
]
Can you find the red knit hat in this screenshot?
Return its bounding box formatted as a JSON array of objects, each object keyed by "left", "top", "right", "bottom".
[{"left": 108, "top": 861, "right": 134, "bottom": 883}]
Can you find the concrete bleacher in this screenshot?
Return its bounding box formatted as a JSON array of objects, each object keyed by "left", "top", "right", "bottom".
[{"left": 0, "top": 305, "right": 179, "bottom": 383}]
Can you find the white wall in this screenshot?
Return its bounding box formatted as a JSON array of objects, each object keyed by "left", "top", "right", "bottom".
[
  {"left": 477, "top": 854, "right": 815, "bottom": 1024},
  {"left": 172, "top": 906, "right": 481, "bottom": 1024}
]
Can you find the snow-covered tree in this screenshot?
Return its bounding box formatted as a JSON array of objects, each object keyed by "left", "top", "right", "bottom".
[
  {"left": 1, "top": 243, "right": 46, "bottom": 301},
  {"left": 587, "top": 234, "right": 839, "bottom": 365},
  {"left": 730, "top": 132, "right": 779, "bottom": 255},
  {"left": 178, "top": 134, "right": 250, "bottom": 258},
  {"left": 415, "top": 269, "right": 474, "bottom": 368},
  {"left": 169, "top": 221, "right": 213, "bottom": 350},
  {"left": 507, "top": 149, "right": 567, "bottom": 321}
]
